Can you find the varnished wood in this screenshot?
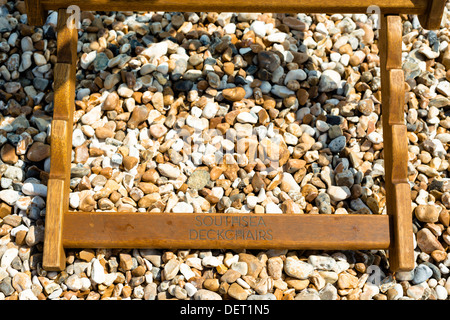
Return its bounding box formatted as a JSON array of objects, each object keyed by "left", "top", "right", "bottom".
[
  {"left": 52, "top": 63, "right": 75, "bottom": 122},
  {"left": 56, "top": 8, "right": 78, "bottom": 65},
  {"left": 39, "top": 0, "right": 429, "bottom": 14},
  {"left": 24, "top": 0, "right": 45, "bottom": 26},
  {"left": 49, "top": 120, "right": 71, "bottom": 181},
  {"left": 389, "top": 183, "right": 415, "bottom": 271},
  {"left": 379, "top": 14, "right": 414, "bottom": 272},
  {"left": 419, "top": 0, "right": 447, "bottom": 30},
  {"left": 43, "top": 179, "right": 67, "bottom": 271},
  {"left": 63, "top": 212, "right": 391, "bottom": 250},
  {"left": 42, "top": 8, "right": 78, "bottom": 271}
]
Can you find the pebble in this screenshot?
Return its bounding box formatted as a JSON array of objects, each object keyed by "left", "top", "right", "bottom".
[
  {"left": 194, "top": 289, "right": 222, "bottom": 300},
  {"left": 327, "top": 186, "right": 351, "bottom": 201},
  {"left": 328, "top": 136, "right": 346, "bottom": 153},
  {"left": 222, "top": 87, "right": 246, "bottom": 101},
  {"left": 284, "top": 257, "right": 314, "bottom": 280},
  {"left": 319, "top": 69, "right": 341, "bottom": 92},
  {"left": 158, "top": 163, "right": 181, "bottom": 179},
  {"left": 187, "top": 170, "right": 210, "bottom": 190},
  {"left": 412, "top": 264, "right": 433, "bottom": 284}
]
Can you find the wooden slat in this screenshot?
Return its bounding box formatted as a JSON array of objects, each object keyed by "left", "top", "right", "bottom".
[
  {"left": 53, "top": 63, "right": 75, "bottom": 121},
  {"left": 419, "top": 0, "right": 447, "bottom": 30},
  {"left": 390, "top": 125, "right": 409, "bottom": 183},
  {"left": 53, "top": 64, "right": 75, "bottom": 121},
  {"left": 379, "top": 14, "right": 414, "bottom": 272},
  {"left": 63, "top": 212, "right": 391, "bottom": 250},
  {"left": 25, "top": 0, "right": 45, "bottom": 26},
  {"left": 43, "top": 179, "right": 67, "bottom": 271},
  {"left": 56, "top": 8, "right": 78, "bottom": 65},
  {"left": 389, "top": 183, "right": 415, "bottom": 271},
  {"left": 380, "top": 15, "right": 402, "bottom": 70},
  {"left": 386, "top": 69, "right": 406, "bottom": 125},
  {"left": 42, "top": 7, "right": 78, "bottom": 272},
  {"left": 49, "top": 119, "right": 71, "bottom": 181},
  {"left": 40, "top": 0, "right": 428, "bottom": 14}
]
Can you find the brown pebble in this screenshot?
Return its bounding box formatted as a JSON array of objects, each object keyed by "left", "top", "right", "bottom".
[
  {"left": 26, "top": 142, "right": 50, "bottom": 162},
  {"left": 222, "top": 87, "right": 246, "bottom": 102},
  {"left": 1, "top": 144, "right": 18, "bottom": 164},
  {"left": 95, "top": 127, "right": 115, "bottom": 139},
  {"left": 127, "top": 105, "right": 149, "bottom": 129},
  {"left": 122, "top": 156, "right": 139, "bottom": 171},
  {"left": 78, "top": 249, "right": 95, "bottom": 262},
  {"left": 102, "top": 92, "right": 120, "bottom": 111}
]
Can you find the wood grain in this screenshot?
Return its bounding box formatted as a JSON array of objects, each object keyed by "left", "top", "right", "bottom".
[
  {"left": 389, "top": 183, "right": 415, "bottom": 271},
  {"left": 49, "top": 119, "right": 71, "bottom": 181},
  {"left": 63, "top": 212, "right": 391, "bottom": 250},
  {"left": 56, "top": 8, "right": 78, "bottom": 65},
  {"left": 42, "top": 7, "right": 78, "bottom": 272},
  {"left": 52, "top": 63, "right": 75, "bottom": 122},
  {"left": 40, "top": 0, "right": 428, "bottom": 14},
  {"left": 43, "top": 179, "right": 67, "bottom": 271},
  {"left": 419, "top": 0, "right": 447, "bottom": 30},
  {"left": 379, "top": 14, "right": 414, "bottom": 272},
  {"left": 25, "top": 0, "right": 45, "bottom": 26}
]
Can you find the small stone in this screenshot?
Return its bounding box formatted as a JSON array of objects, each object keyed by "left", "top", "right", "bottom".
[
  {"left": 172, "top": 202, "right": 194, "bottom": 213},
  {"left": 119, "top": 253, "right": 134, "bottom": 271},
  {"left": 26, "top": 142, "right": 50, "bottom": 162},
  {"left": 337, "top": 272, "right": 358, "bottom": 289},
  {"left": 158, "top": 163, "right": 181, "bottom": 179},
  {"left": 236, "top": 112, "right": 258, "bottom": 124},
  {"left": 1, "top": 248, "right": 18, "bottom": 268},
  {"left": 367, "top": 132, "right": 383, "bottom": 144},
  {"left": 220, "top": 269, "right": 241, "bottom": 283},
  {"left": 415, "top": 205, "right": 439, "bottom": 223},
  {"left": 416, "top": 228, "right": 445, "bottom": 253},
  {"left": 1, "top": 144, "right": 18, "bottom": 164},
  {"left": 412, "top": 264, "right": 433, "bottom": 284},
  {"left": 102, "top": 92, "right": 120, "bottom": 111},
  {"left": 308, "top": 255, "right": 337, "bottom": 271},
  {"left": 319, "top": 69, "right": 341, "bottom": 92},
  {"left": 327, "top": 186, "right": 351, "bottom": 201},
  {"left": 91, "top": 258, "right": 106, "bottom": 284},
  {"left": 187, "top": 170, "right": 211, "bottom": 190},
  {"left": 95, "top": 127, "right": 115, "bottom": 139},
  {"left": 123, "top": 156, "right": 139, "bottom": 171},
  {"left": 193, "top": 289, "right": 222, "bottom": 300},
  {"left": 164, "top": 258, "right": 181, "bottom": 280},
  {"left": 128, "top": 105, "right": 149, "bottom": 129},
  {"left": 284, "top": 256, "right": 314, "bottom": 280},
  {"left": 22, "top": 183, "right": 47, "bottom": 197},
  {"left": 258, "top": 51, "right": 281, "bottom": 72},
  {"left": 227, "top": 283, "right": 249, "bottom": 300},
  {"left": 222, "top": 87, "right": 246, "bottom": 101},
  {"left": 0, "top": 190, "right": 20, "bottom": 206},
  {"left": 328, "top": 136, "right": 346, "bottom": 153},
  {"left": 149, "top": 124, "right": 168, "bottom": 138},
  {"left": 78, "top": 249, "right": 95, "bottom": 262}
]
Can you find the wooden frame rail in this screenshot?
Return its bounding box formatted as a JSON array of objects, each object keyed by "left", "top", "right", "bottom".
[{"left": 22, "top": 0, "right": 446, "bottom": 273}]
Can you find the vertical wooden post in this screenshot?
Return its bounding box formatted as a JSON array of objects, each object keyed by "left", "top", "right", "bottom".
[
  {"left": 418, "top": 0, "right": 447, "bottom": 30},
  {"left": 379, "top": 15, "right": 415, "bottom": 272},
  {"left": 43, "top": 8, "right": 78, "bottom": 271}
]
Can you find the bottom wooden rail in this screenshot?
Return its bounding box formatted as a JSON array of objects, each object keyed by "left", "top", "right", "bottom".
[{"left": 62, "top": 212, "right": 391, "bottom": 250}]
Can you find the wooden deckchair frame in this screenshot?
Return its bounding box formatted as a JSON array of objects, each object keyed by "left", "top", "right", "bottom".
[{"left": 24, "top": 0, "right": 446, "bottom": 272}]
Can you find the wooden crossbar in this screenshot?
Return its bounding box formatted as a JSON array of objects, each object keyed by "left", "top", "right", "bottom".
[
  {"left": 63, "top": 212, "right": 391, "bottom": 250},
  {"left": 22, "top": 0, "right": 436, "bottom": 273}
]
